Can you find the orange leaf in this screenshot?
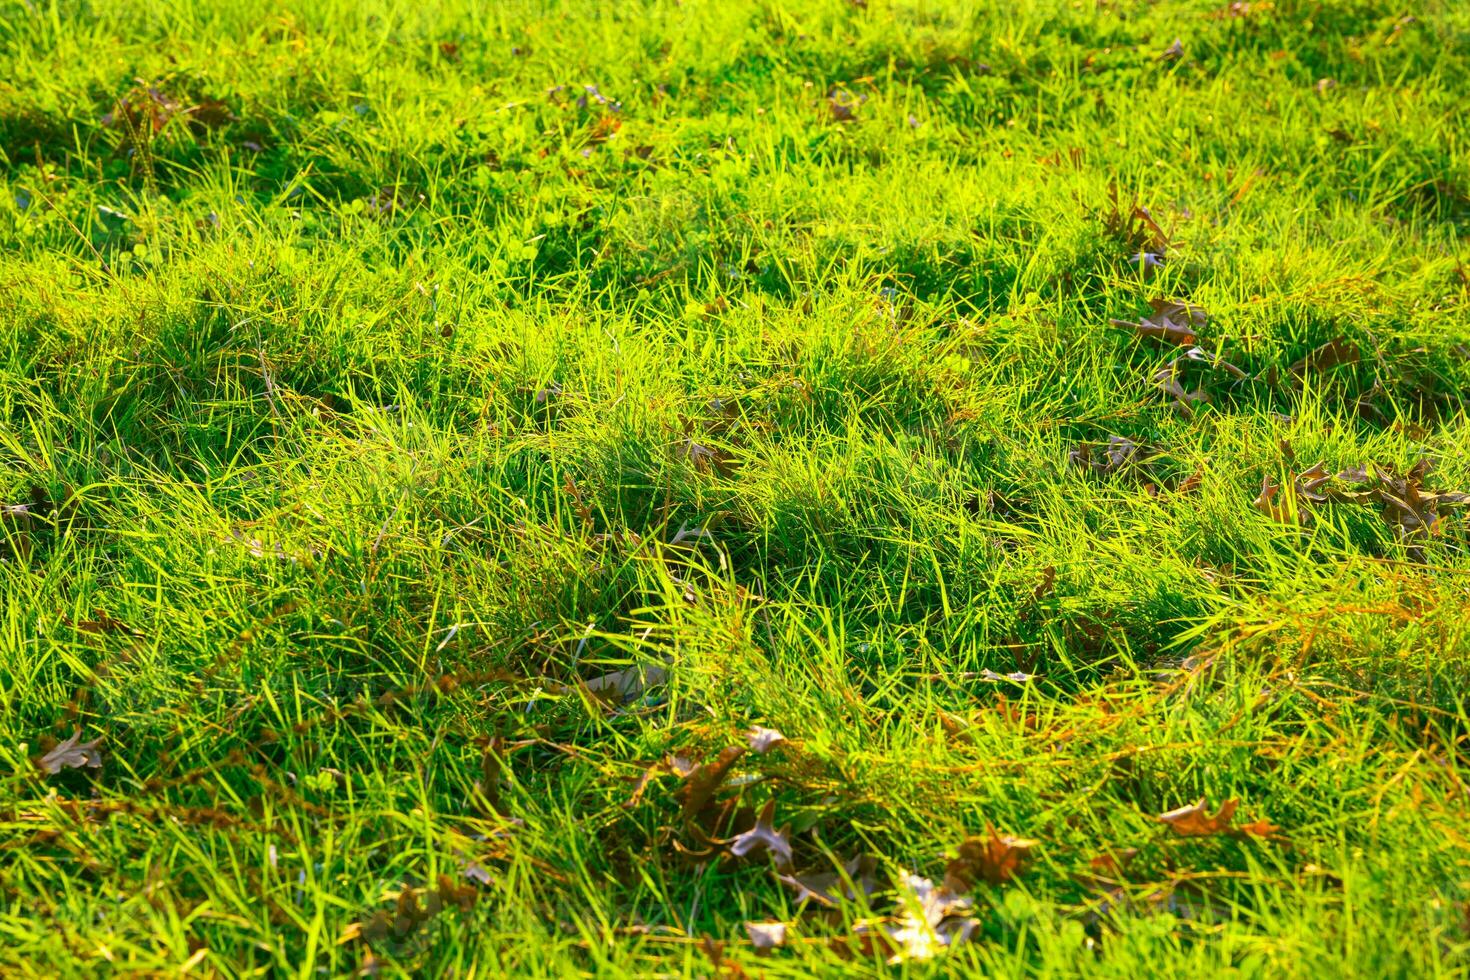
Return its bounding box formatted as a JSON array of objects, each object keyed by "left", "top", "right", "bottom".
[{"left": 944, "top": 824, "right": 1038, "bottom": 889}]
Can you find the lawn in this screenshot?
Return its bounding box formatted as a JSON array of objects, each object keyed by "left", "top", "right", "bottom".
[{"left": 3, "top": 0, "right": 1470, "bottom": 974}]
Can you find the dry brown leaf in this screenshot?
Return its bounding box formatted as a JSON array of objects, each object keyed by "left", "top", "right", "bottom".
[
  {"left": 1111, "top": 298, "right": 1207, "bottom": 346},
  {"left": 1070, "top": 436, "right": 1151, "bottom": 475},
  {"left": 580, "top": 664, "right": 668, "bottom": 704},
  {"left": 728, "top": 799, "right": 793, "bottom": 866},
  {"left": 745, "top": 726, "right": 787, "bottom": 753},
  {"left": 1290, "top": 337, "right": 1360, "bottom": 377},
  {"left": 1157, "top": 797, "right": 1239, "bottom": 837},
  {"left": 676, "top": 746, "right": 745, "bottom": 821},
  {"left": 1236, "top": 818, "right": 1280, "bottom": 838},
  {"left": 777, "top": 854, "right": 878, "bottom": 908},
  {"left": 867, "top": 874, "right": 980, "bottom": 964},
  {"left": 745, "top": 920, "right": 788, "bottom": 954},
  {"left": 1088, "top": 848, "right": 1139, "bottom": 877},
  {"left": 36, "top": 729, "right": 103, "bottom": 775},
  {"left": 944, "top": 824, "right": 1038, "bottom": 890}
]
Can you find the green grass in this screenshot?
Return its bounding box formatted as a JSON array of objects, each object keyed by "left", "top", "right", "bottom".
[{"left": 3, "top": 0, "right": 1470, "bottom": 974}]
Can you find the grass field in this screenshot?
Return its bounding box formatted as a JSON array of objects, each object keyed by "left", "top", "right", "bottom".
[{"left": 3, "top": 0, "right": 1470, "bottom": 974}]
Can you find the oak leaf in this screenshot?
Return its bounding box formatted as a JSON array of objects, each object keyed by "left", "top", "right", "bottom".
[
  {"left": 745, "top": 920, "right": 788, "bottom": 953},
  {"left": 676, "top": 746, "right": 745, "bottom": 821},
  {"left": 1158, "top": 797, "right": 1238, "bottom": 837},
  {"left": 728, "top": 799, "right": 793, "bottom": 866},
  {"left": 36, "top": 730, "right": 103, "bottom": 775},
  {"left": 944, "top": 824, "right": 1038, "bottom": 890},
  {"left": 745, "top": 726, "right": 787, "bottom": 753}
]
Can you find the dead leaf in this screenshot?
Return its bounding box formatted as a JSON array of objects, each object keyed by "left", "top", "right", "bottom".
[
  {"left": 778, "top": 854, "right": 879, "bottom": 908},
  {"left": 944, "top": 825, "right": 1038, "bottom": 890},
  {"left": 745, "top": 920, "right": 788, "bottom": 953},
  {"left": 36, "top": 729, "right": 103, "bottom": 775},
  {"left": 1236, "top": 818, "right": 1279, "bottom": 838},
  {"left": 1111, "top": 299, "right": 1207, "bottom": 346},
  {"left": 1182, "top": 345, "right": 1248, "bottom": 379},
  {"left": 1070, "top": 436, "right": 1151, "bottom": 475},
  {"left": 980, "top": 669, "right": 1035, "bottom": 683},
  {"left": 728, "top": 799, "right": 793, "bottom": 866},
  {"left": 865, "top": 874, "right": 980, "bottom": 964},
  {"left": 1088, "top": 848, "right": 1139, "bottom": 877},
  {"left": 474, "top": 738, "right": 504, "bottom": 815},
  {"left": 1157, "top": 797, "right": 1239, "bottom": 837},
  {"left": 1289, "top": 337, "right": 1360, "bottom": 377},
  {"left": 745, "top": 726, "right": 787, "bottom": 753},
  {"left": 676, "top": 746, "right": 745, "bottom": 821},
  {"left": 580, "top": 664, "right": 669, "bottom": 704},
  {"left": 1154, "top": 362, "right": 1209, "bottom": 416}
]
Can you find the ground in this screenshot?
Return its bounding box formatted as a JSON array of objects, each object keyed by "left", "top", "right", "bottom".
[{"left": 2, "top": 0, "right": 1470, "bottom": 975}]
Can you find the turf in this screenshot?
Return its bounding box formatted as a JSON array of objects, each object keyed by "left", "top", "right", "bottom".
[{"left": 3, "top": 0, "right": 1470, "bottom": 974}]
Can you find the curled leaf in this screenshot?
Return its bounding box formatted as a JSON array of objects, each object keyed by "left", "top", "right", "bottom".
[
  {"left": 1111, "top": 298, "right": 1207, "bottom": 346},
  {"left": 1157, "top": 797, "right": 1238, "bottom": 837},
  {"left": 944, "top": 825, "right": 1038, "bottom": 890},
  {"left": 36, "top": 730, "right": 103, "bottom": 775},
  {"left": 676, "top": 746, "right": 745, "bottom": 821},
  {"left": 778, "top": 854, "right": 878, "bottom": 908},
  {"left": 745, "top": 920, "right": 788, "bottom": 953},
  {"left": 1289, "top": 337, "right": 1359, "bottom": 377},
  {"left": 745, "top": 726, "right": 787, "bottom": 753},
  {"left": 729, "top": 800, "right": 793, "bottom": 866}
]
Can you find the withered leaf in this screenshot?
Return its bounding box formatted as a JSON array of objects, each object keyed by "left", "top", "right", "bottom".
[
  {"left": 36, "top": 729, "right": 103, "bottom": 775},
  {"left": 944, "top": 825, "right": 1038, "bottom": 890},
  {"left": 676, "top": 746, "right": 745, "bottom": 820},
  {"left": 1237, "top": 818, "right": 1280, "bottom": 838},
  {"left": 1289, "top": 337, "right": 1360, "bottom": 377},
  {"left": 1088, "top": 848, "right": 1139, "bottom": 877},
  {"left": 1253, "top": 475, "right": 1292, "bottom": 524},
  {"left": 1157, "top": 797, "right": 1238, "bottom": 837},
  {"left": 1154, "top": 362, "right": 1209, "bottom": 416},
  {"left": 745, "top": 726, "right": 787, "bottom": 753},
  {"left": 580, "top": 664, "right": 668, "bottom": 704},
  {"left": 1182, "top": 345, "right": 1248, "bottom": 379},
  {"left": 873, "top": 874, "right": 980, "bottom": 964},
  {"left": 980, "top": 669, "right": 1035, "bottom": 683},
  {"left": 746, "top": 920, "right": 788, "bottom": 953},
  {"left": 1111, "top": 298, "right": 1207, "bottom": 346},
  {"left": 728, "top": 799, "right": 792, "bottom": 866},
  {"left": 1070, "top": 435, "right": 1150, "bottom": 476},
  {"left": 778, "top": 854, "right": 878, "bottom": 908}
]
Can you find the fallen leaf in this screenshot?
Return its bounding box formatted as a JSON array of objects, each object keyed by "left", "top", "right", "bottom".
[
  {"left": 1154, "top": 362, "right": 1209, "bottom": 415},
  {"left": 1236, "top": 818, "right": 1280, "bottom": 838},
  {"left": 980, "top": 669, "right": 1035, "bottom": 683},
  {"left": 868, "top": 874, "right": 980, "bottom": 964},
  {"left": 36, "top": 729, "right": 103, "bottom": 775},
  {"left": 778, "top": 854, "right": 878, "bottom": 908},
  {"left": 1111, "top": 299, "right": 1206, "bottom": 346},
  {"left": 676, "top": 746, "right": 745, "bottom": 821},
  {"left": 745, "top": 920, "right": 788, "bottom": 953},
  {"left": 474, "top": 738, "right": 504, "bottom": 815},
  {"left": 728, "top": 800, "right": 793, "bottom": 866},
  {"left": 1088, "top": 848, "right": 1139, "bottom": 877},
  {"left": 580, "top": 664, "right": 669, "bottom": 704},
  {"left": 745, "top": 726, "right": 787, "bottom": 753},
  {"left": 1157, "top": 797, "right": 1239, "bottom": 837},
  {"left": 944, "top": 824, "right": 1038, "bottom": 889},
  {"left": 1182, "top": 345, "right": 1248, "bottom": 379},
  {"left": 1289, "top": 337, "right": 1359, "bottom": 377},
  {"left": 1070, "top": 435, "right": 1151, "bottom": 475}
]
